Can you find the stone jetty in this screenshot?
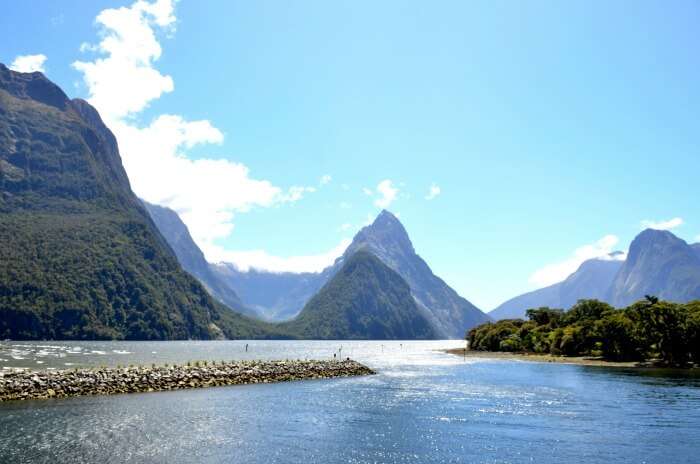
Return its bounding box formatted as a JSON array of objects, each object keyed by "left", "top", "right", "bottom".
[{"left": 0, "top": 359, "right": 375, "bottom": 402}]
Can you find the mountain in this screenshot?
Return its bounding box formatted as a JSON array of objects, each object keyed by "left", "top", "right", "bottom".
[
  {"left": 0, "top": 64, "right": 279, "bottom": 340},
  {"left": 142, "top": 199, "right": 324, "bottom": 322},
  {"left": 609, "top": 229, "right": 700, "bottom": 307},
  {"left": 141, "top": 201, "right": 258, "bottom": 318},
  {"left": 490, "top": 255, "right": 623, "bottom": 320},
  {"left": 211, "top": 263, "right": 325, "bottom": 321},
  {"left": 141, "top": 203, "right": 444, "bottom": 339},
  {"left": 330, "top": 211, "right": 490, "bottom": 338},
  {"left": 168, "top": 208, "right": 488, "bottom": 337},
  {"left": 492, "top": 230, "right": 700, "bottom": 320},
  {"left": 283, "top": 250, "right": 438, "bottom": 339}
]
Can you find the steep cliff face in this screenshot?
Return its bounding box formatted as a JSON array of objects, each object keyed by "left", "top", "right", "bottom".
[
  {"left": 141, "top": 201, "right": 259, "bottom": 318},
  {"left": 0, "top": 64, "right": 275, "bottom": 340},
  {"left": 329, "top": 211, "right": 490, "bottom": 338},
  {"left": 609, "top": 229, "right": 700, "bottom": 307}
]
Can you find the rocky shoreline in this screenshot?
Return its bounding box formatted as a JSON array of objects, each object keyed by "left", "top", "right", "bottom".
[
  {"left": 445, "top": 348, "right": 700, "bottom": 369},
  {"left": 0, "top": 359, "right": 375, "bottom": 402}
]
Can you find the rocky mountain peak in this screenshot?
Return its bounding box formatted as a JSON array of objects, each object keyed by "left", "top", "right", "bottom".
[
  {"left": 0, "top": 63, "right": 69, "bottom": 111},
  {"left": 349, "top": 210, "right": 414, "bottom": 258}
]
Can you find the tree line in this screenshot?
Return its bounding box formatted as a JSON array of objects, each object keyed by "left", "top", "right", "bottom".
[{"left": 468, "top": 297, "right": 700, "bottom": 366}]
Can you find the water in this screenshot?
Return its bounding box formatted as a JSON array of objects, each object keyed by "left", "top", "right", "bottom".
[{"left": 1, "top": 340, "right": 699, "bottom": 464}]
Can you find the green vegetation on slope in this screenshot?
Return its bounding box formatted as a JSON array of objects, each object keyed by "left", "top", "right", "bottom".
[
  {"left": 0, "top": 65, "right": 280, "bottom": 340},
  {"left": 468, "top": 298, "right": 700, "bottom": 366},
  {"left": 283, "top": 250, "right": 439, "bottom": 339}
]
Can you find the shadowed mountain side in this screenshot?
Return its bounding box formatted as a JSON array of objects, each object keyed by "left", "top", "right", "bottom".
[
  {"left": 142, "top": 201, "right": 258, "bottom": 318},
  {"left": 282, "top": 251, "right": 440, "bottom": 339},
  {"left": 327, "top": 211, "right": 490, "bottom": 338},
  {"left": 0, "top": 64, "right": 279, "bottom": 340}
]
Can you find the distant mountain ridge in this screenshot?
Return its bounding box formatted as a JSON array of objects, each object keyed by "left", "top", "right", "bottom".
[
  {"left": 147, "top": 202, "right": 489, "bottom": 338},
  {"left": 691, "top": 243, "right": 700, "bottom": 259},
  {"left": 212, "top": 263, "right": 325, "bottom": 321},
  {"left": 490, "top": 255, "right": 623, "bottom": 320},
  {"left": 142, "top": 202, "right": 448, "bottom": 339},
  {"left": 141, "top": 201, "right": 257, "bottom": 318},
  {"left": 491, "top": 229, "right": 700, "bottom": 320}
]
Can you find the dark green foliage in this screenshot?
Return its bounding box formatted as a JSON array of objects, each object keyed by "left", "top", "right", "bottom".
[
  {"left": 283, "top": 250, "right": 439, "bottom": 339},
  {"left": 468, "top": 298, "right": 700, "bottom": 366},
  {"left": 525, "top": 308, "right": 563, "bottom": 326},
  {"left": 0, "top": 65, "right": 280, "bottom": 340},
  {"left": 141, "top": 200, "right": 257, "bottom": 318},
  {"left": 595, "top": 310, "right": 639, "bottom": 360}
]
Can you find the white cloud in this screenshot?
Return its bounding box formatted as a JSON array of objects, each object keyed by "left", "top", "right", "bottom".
[
  {"left": 694, "top": 234, "right": 700, "bottom": 243},
  {"left": 10, "top": 54, "right": 47, "bottom": 73},
  {"left": 362, "top": 187, "right": 373, "bottom": 196},
  {"left": 374, "top": 179, "right": 398, "bottom": 209},
  {"left": 319, "top": 174, "right": 332, "bottom": 186},
  {"left": 73, "top": 0, "right": 176, "bottom": 121},
  {"left": 212, "top": 238, "right": 351, "bottom": 273},
  {"left": 640, "top": 217, "right": 683, "bottom": 231},
  {"left": 529, "top": 235, "right": 624, "bottom": 288},
  {"left": 281, "top": 186, "right": 316, "bottom": 203},
  {"left": 425, "top": 183, "right": 441, "bottom": 200},
  {"left": 72, "top": 0, "right": 316, "bottom": 266}
]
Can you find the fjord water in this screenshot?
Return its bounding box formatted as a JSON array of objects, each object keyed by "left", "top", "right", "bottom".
[{"left": 1, "top": 341, "right": 699, "bottom": 464}]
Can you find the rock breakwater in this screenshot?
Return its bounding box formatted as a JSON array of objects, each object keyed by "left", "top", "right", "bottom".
[{"left": 0, "top": 359, "right": 375, "bottom": 402}]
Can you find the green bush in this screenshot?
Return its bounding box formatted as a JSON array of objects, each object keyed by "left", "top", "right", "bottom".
[{"left": 467, "top": 298, "right": 700, "bottom": 365}]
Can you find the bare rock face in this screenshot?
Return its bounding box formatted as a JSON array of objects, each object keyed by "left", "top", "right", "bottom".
[{"left": 609, "top": 229, "right": 700, "bottom": 307}]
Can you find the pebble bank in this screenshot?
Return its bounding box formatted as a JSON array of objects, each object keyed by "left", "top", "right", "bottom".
[{"left": 0, "top": 359, "right": 375, "bottom": 402}]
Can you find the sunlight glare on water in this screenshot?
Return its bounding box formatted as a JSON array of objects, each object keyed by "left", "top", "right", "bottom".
[{"left": 1, "top": 340, "right": 699, "bottom": 464}]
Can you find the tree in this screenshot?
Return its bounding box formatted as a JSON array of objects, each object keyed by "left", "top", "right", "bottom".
[
  {"left": 630, "top": 300, "right": 690, "bottom": 365},
  {"left": 596, "top": 311, "right": 641, "bottom": 361},
  {"left": 526, "top": 307, "right": 564, "bottom": 327}
]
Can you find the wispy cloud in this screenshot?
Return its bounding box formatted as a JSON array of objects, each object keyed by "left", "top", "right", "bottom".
[
  {"left": 319, "top": 174, "right": 332, "bottom": 186},
  {"left": 529, "top": 235, "right": 624, "bottom": 288},
  {"left": 72, "top": 0, "right": 315, "bottom": 264},
  {"left": 10, "top": 54, "right": 47, "bottom": 73},
  {"left": 640, "top": 217, "right": 683, "bottom": 231},
  {"left": 425, "top": 183, "right": 441, "bottom": 200},
  {"left": 374, "top": 179, "right": 398, "bottom": 209},
  {"left": 213, "top": 238, "right": 352, "bottom": 273}
]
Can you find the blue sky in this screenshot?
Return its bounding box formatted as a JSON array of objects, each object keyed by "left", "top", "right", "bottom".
[{"left": 2, "top": 0, "right": 699, "bottom": 310}]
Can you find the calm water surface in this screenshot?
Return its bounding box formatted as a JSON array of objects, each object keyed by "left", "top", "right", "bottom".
[{"left": 1, "top": 340, "right": 699, "bottom": 464}]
